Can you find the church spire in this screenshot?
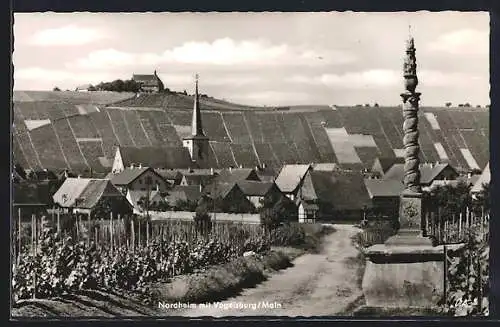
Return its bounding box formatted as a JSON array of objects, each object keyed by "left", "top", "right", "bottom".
[{"left": 191, "top": 74, "right": 204, "bottom": 136}]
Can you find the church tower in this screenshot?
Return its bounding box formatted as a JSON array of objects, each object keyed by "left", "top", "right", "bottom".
[{"left": 182, "top": 74, "right": 209, "bottom": 164}]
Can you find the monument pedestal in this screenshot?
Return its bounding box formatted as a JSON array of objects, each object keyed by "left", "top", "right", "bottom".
[{"left": 360, "top": 191, "right": 464, "bottom": 312}]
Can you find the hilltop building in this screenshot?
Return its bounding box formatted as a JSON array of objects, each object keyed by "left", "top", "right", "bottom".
[
  {"left": 132, "top": 70, "right": 165, "bottom": 93},
  {"left": 182, "top": 74, "right": 210, "bottom": 165}
]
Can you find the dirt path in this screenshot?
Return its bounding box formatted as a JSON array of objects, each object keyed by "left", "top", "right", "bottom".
[{"left": 173, "top": 224, "right": 363, "bottom": 317}]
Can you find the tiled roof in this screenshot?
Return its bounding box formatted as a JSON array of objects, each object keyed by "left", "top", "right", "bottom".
[
  {"left": 237, "top": 181, "right": 276, "bottom": 196},
  {"left": 110, "top": 167, "right": 150, "bottom": 186},
  {"left": 275, "top": 164, "right": 312, "bottom": 193},
  {"left": 216, "top": 168, "right": 259, "bottom": 185},
  {"left": 204, "top": 182, "right": 240, "bottom": 200},
  {"left": 301, "top": 170, "right": 372, "bottom": 210},
  {"left": 184, "top": 174, "right": 216, "bottom": 186},
  {"left": 373, "top": 157, "right": 405, "bottom": 174},
  {"left": 364, "top": 179, "right": 404, "bottom": 198},
  {"left": 471, "top": 162, "right": 490, "bottom": 193},
  {"left": 166, "top": 185, "right": 202, "bottom": 204},
  {"left": 118, "top": 146, "right": 192, "bottom": 169},
  {"left": 128, "top": 189, "right": 162, "bottom": 207},
  {"left": 53, "top": 178, "right": 123, "bottom": 209},
  {"left": 383, "top": 163, "right": 457, "bottom": 185}
]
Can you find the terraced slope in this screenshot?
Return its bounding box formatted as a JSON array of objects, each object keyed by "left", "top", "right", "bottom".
[{"left": 12, "top": 91, "right": 489, "bottom": 173}]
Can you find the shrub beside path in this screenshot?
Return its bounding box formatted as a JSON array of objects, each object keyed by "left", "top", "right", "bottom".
[{"left": 177, "top": 224, "right": 363, "bottom": 317}]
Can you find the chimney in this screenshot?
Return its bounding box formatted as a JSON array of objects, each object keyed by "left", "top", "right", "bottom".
[
  {"left": 239, "top": 164, "right": 243, "bottom": 169},
  {"left": 77, "top": 175, "right": 81, "bottom": 179},
  {"left": 130, "top": 163, "right": 135, "bottom": 169},
  {"left": 229, "top": 167, "right": 232, "bottom": 173},
  {"left": 210, "top": 168, "right": 214, "bottom": 175},
  {"left": 138, "top": 163, "right": 142, "bottom": 169},
  {"left": 156, "top": 184, "right": 159, "bottom": 191},
  {"left": 199, "top": 184, "right": 203, "bottom": 192}
]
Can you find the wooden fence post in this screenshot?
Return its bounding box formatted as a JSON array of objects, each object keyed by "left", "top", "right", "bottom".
[
  {"left": 31, "top": 214, "right": 36, "bottom": 299},
  {"left": 57, "top": 209, "right": 61, "bottom": 234},
  {"left": 17, "top": 208, "right": 21, "bottom": 266},
  {"left": 131, "top": 218, "right": 135, "bottom": 252},
  {"left": 146, "top": 220, "right": 149, "bottom": 246},
  {"left": 110, "top": 212, "right": 114, "bottom": 253},
  {"left": 88, "top": 212, "right": 91, "bottom": 246},
  {"left": 138, "top": 219, "right": 141, "bottom": 247}
]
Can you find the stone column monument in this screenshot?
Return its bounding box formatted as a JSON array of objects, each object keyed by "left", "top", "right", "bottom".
[{"left": 359, "top": 32, "right": 462, "bottom": 314}]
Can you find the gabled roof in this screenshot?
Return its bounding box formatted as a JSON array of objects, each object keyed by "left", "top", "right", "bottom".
[
  {"left": 383, "top": 162, "right": 457, "bottom": 185},
  {"left": 184, "top": 174, "right": 216, "bottom": 186},
  {"left": 372, "top": 157, "right": 405, "bottom": 174},
  {"left": 110, "top": 167, "right": 151, "bottom": 186},
  {"left": 471, "top": 162, "right": 490, "bottom": 193},
  {"left": 216, "top": 168, "right": 260, "bottom": 185},
  {"left": 364, "top": 179, "right": 404, "bottom": 198},
  {"left": 275, "top": 164, "right": 312, "bottom": 193},
  {"left": 156, "top": 169, "right": 184, "bottom": 181},
  {"left": 166, "top": 185, "right": 202, "bottom": 204},
  {"left": 118, "top": 146, "right": 192, "bottom": 169},
  {"left": 301, "top": 170, "right": 372, "bottom": 210},
  {"left": 53, "top": 178, "right": 123, "bottom": 209},
  {"left": 204, "top": 182, "right": 242, "bottom": 200},
  {"left": 128, "top": 189, "right": 162, "bottom": 207},
  {"left": 237, "top": 181, "right": 276, "bottom": 197}
]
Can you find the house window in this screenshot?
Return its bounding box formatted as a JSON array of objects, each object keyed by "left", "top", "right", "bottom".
[{"left": 139, "top": 179, "right": 142, "bottom": 184}]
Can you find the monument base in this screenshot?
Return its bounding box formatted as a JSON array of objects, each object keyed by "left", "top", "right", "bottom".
[{"left": 361, "top": 243, "right": 464, "bottom": 310}]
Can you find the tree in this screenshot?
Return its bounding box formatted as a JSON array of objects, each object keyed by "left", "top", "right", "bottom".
[
  {"left": 53, "top": 86, "right": 61, "bottom": 91},
  {"left": 260, "top": 196, "right": 297, "bottom": 231},
  {"left": 193, "top": 198, "right": 212, "bottom": 235},
  {"left": 427, "top": 181, "right": 472, "bottom": 220},
  {"left": 464, "top": 103, "right": 471, "bottom": 107},
  {"left": 374, "top": 103, "right": 379, "bottom": 107},
  {"left": 445, "top": 102, "right": 452, "bottom": 107}
]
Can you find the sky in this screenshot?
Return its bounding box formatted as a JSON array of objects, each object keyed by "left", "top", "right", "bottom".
[{"left": 13, "top": 12, "right": 489, "bottom": 107}]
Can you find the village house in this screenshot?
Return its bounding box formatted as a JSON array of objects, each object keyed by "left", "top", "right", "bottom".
[
  {"left": 383, "top": 162, "right": 458, "bottom": 187},
  {"left": 111, "top": 146, "right": 192, "bottom": 174},
  {"left": 52, "top": 178, "right": 132, "bottom": 217},
  {"left": 110, "top": 167, "right": 170, "bottom": 194},
  {"left": 126, "top": 189, "right": 165, "bottom": 214},
  {"left": 203, "top": 182, "right": 255, "bottom": 213},
  {"left": 237, "top": 180, "right": 284, "bottom": 209},
  {"left": 177, "top": 168, "right": 219, "bottom": 187},
  {"left": 132, "top": 70, "right": 165, "bottom": 93},
  {"left": 297, "top": 170, "right": 372, "bottom": 223},
  {"left": 254, "top": 165, "right": 278, "bottom": 182},
  {"left": 156, "top": 169, "right": 184, "bottom": 186},
  {"left": 471, "top": 162, "right": 490, "bottom": 199},
  {"left": 363, "top": 179, "right": 405, "bottom": 220},
  {"left": 275, "top": 164, "right": 312, "bottom": 201},
  {"left": 13, "top": 182, "right": 49, "bottom": 220},
  {"left": 215, "top": 167, "right": 261, "bottom": 184},
  {"left": 371, "top": 157, "right": 405, "bottom": 178},
  {"left": 165, "top": 185, "right": 203, "bottom": 210}
]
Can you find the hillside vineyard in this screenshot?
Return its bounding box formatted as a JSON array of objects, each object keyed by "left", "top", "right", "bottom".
[{"left": 12, "top": 91, "right": 489, "bottom": 173}]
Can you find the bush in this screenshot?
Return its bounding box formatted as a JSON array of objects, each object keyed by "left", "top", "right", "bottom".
[
  {"left": 193, "top": 206, "right": 212, "bottom": 236},
  {"left": 260, "top": 196, "right": 297, "bottom": 231},
  {"left": 444, "top": 222, "right": 489, "bottom": 316}
]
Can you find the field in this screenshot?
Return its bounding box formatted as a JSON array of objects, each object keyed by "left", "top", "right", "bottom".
[{"left": 12, "top": 91, "right": 490, "bottom": 172}]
